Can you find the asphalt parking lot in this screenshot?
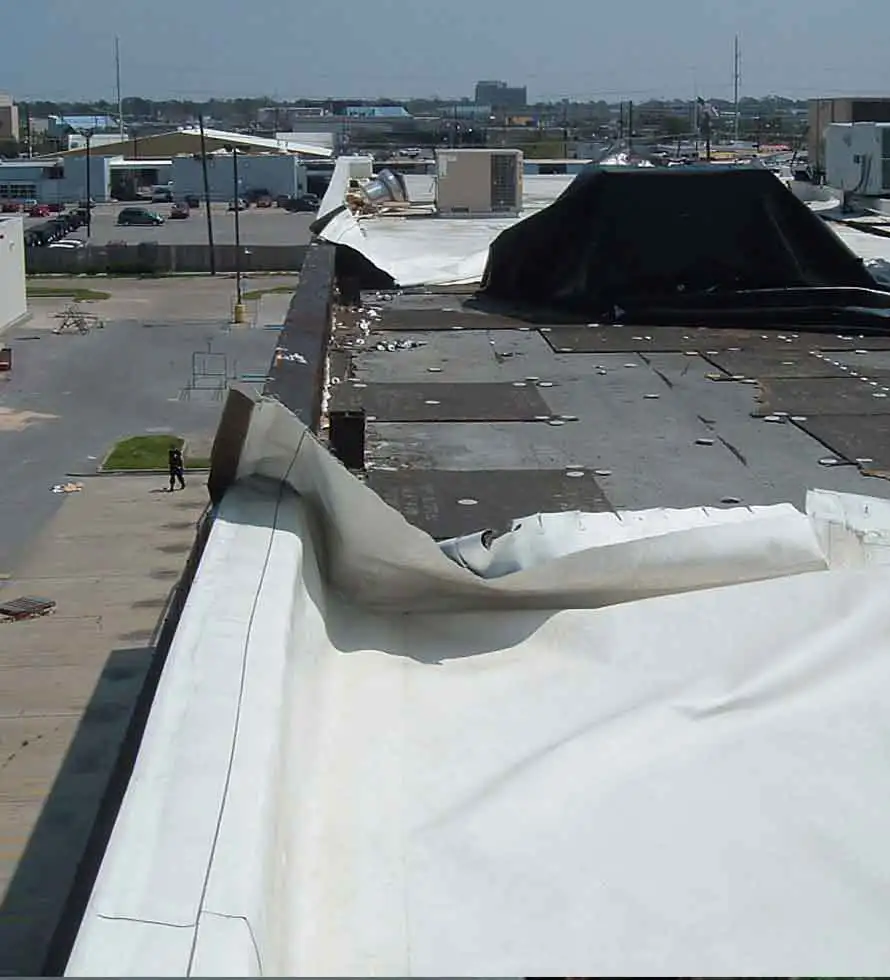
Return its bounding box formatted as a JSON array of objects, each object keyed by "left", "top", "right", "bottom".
[
  {"left": 0, "top": 276, "right": 292, "bottom": 574},
  {"left": 24, "top": 202, "right": 316, "bottom": 247}
]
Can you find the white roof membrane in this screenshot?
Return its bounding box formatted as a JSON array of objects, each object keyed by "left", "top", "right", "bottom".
[{"left": 66, "top": 397, "right": 890, "bottom": 977}]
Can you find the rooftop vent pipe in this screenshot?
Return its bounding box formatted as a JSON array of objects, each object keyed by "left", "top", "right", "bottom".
[{"left": 361, "top": 168, "right": 408, "bottom": 204}]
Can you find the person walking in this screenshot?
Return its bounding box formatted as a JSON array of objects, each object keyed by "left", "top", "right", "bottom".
[{"left": 168, "top": 445, "right": 186, "bottom": 491}]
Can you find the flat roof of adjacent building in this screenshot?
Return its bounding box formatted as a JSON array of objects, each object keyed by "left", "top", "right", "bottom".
[
  {"left": 46, "top": 127, "right": 333, "bottom": 160},
  {"left": 0, "top": 159, "right": 63, "bottom": 168}
]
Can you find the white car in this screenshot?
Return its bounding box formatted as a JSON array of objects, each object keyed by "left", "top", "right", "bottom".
[{"left": 48, "top": 239, "right": 85, "bottom": 249}]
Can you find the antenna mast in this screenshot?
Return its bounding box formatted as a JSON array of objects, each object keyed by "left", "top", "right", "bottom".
[
  {"left": 115, "top": 36, "right": 124, "bottom": 141},
  {"left": 733, "top": 34, "right": 741, "bottom": 145}
]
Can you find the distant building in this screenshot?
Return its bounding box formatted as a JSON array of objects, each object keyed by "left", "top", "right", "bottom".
[
  {"left": 67, "top": 132, "right": 126, "bottom": 151},
  {"left": 0, "top": 156, "right": 113, "bottom": 204},
  {"left": 809, "top": 97, "right": 890, "bottom": 173},
  {"left": 257, "top": 106, "right": 330, "bottom": 128},
  {"left": 0, "top": 93, "right": 20, "bottom": 142},
  {"left": 443, "top": 104, "right": 493, "bottom": 121},
  {"left": 474, "top": 80, "right": 527, "bottom": 111},
  {"left": 276, "top": 132, "right": 335, "bottom": 152},
  {"left": 343, "top": 105, "right": 411, "bottom": 119},
  {"left": 47, "top": 114, "right": 119, "bottom": 138},
  {"left": 170, "top": 154, "right": 306, "bottom": 201}
]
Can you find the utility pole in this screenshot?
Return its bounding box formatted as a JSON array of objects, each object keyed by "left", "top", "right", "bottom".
[
  {"left": 115, "top": 36, "right": 125, "bottom": 143},
  {"left": 198, "top": 114, "right": 216, "bottom": 276},
  {"left": 733, "top": 34, "right": 741, "bottom": 146},
  {"left": 232, "top": 147, "right": 245, "bottom": 323},
  {"left": 24, "top": 103, "right": 32, "bottom": 158},
  {"left": 84, "top": 131, "right": 93, "bottom": 239},
  {"left": 627, "top": 101, "right": 634, "bottom": 155}
]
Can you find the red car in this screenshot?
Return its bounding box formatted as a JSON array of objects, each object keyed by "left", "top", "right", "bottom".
[
  {"left": 29, "top": 204, "right": 51, "bottom": 217},
  {"left": 0, "top": 202, "right": 20, "bottom": 213}
]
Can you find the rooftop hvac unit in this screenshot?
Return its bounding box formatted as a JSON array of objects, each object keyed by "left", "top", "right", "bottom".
[
  {"left": 825, "top": 122, "right": 890, "bottom": 196},
  {"left": 435, "top": 149, "right": 523, "bottom": 216}
]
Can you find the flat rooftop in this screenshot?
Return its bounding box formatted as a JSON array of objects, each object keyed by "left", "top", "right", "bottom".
[
  {"left": 66, "top": 245, "right": 890, "bottom": 975},
  {"left": 328, "top": 289, "right": 890, "bottom": 539}
]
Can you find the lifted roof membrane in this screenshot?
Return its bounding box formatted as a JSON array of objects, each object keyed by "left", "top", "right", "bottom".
[
  {"left": 480, "top": 167, "right": 890, "bottom": 325},
  {"left": 66, "top": 397, "right": 890, "bottom": 977}
]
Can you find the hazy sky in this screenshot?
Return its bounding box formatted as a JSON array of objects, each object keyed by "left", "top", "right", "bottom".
[{"left": 6, "top": 0, "right": 890, "bottom": 102}]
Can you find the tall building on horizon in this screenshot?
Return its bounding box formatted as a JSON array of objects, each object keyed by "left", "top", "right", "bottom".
[
  {"left": 0, "top": 93, "right": 20, "bottom": 143},
  {"left": 474, "top": 80, "right": 527, "bottom": 110}
]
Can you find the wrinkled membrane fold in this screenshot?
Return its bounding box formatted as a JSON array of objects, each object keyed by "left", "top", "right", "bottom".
[{"left": 67, "top": 397, "right": 890, "bottom": 977}]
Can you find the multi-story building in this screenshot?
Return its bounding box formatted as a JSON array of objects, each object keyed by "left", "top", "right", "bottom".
[
  {"left": 474, "top": 80, "right": 527, "bottom": 111},
  {"left": 0, "top": 93, "right": 20, "bottom": 143}
]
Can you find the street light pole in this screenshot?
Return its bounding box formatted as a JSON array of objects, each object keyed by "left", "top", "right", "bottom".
[
  {"left": 232, "top": 146, "right": 245, "bottom": 323},
  {"left": 84, "top": 130, "right": 93, "bottom": 240},
  {"left": 198, "top": 114, "right": 215, "bottom": 276}
]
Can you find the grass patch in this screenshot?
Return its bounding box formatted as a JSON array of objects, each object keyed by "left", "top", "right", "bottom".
[
  {"left": 26, "top": 285, "right": 111, "bottom": 301},
  {"left": 242, "top": 284, "right": 297, "bottom": 301},
  {"left": 103, "top": 435, "right": 211, "bottom": 471}
]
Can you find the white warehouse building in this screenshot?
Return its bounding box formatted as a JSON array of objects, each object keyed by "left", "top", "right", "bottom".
[
  {"left": 0, "top": 128, "right": 329, "bottom": 206},
  {"left": 0, "top": 152, "right": 307, "bottom": 205},
  {"left": 170, "top": 153, "right": 307, "bottom": 202},
  {"left": 0, "top": 155, "right": 170, "bottom": 205}
]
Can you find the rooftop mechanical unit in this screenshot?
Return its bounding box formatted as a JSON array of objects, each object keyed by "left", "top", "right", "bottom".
[
  {"left": 435, "top": 149, "right": 523, "bottom": 216},
  {"left": 825, "top": 122, "right": 890, "bottom": 197}
]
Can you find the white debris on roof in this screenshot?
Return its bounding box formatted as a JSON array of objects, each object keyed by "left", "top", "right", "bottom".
[
  {"left": 831, "top": 221, "right": 890, "bottom": 265},
  {"left": 316, "top": 159, "right": 572, "bottom": 287}
]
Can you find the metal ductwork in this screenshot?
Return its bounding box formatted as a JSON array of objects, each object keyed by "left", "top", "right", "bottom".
[{"left": 361, "top": 168, "right": 408, "bottom": 204}]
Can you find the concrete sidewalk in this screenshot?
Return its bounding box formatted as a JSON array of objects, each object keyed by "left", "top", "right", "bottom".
[{"left": 0, "top": 474, "right": 207, "bottom": 976}]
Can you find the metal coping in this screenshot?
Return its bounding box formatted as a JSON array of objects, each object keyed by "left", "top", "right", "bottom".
[{"left": 263, "top": 239, "right": 337, "bottom": 432}]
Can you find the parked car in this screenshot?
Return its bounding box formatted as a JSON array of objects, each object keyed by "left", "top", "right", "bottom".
[
  {"left": 170, "top": 202, "right": 190, "bottom": 219},
  {"left": 244, "top": 187, "right": 271, "bottom": 205},
  {"left": 282, "top": 193, "right": 320, "bottom": 213},
  {"left": 48, "top": 239, "right": 85, "bottom": 250},
  {"left": 47, "top": 217, "right": 70, "bottom": 237},
  {"left": 255, "top": 195, "right": 273, "bottom": 208},
  {"left": 184, "top": 194, "right": 201, "bottom": 208},
  {"left": 151, "top": 186, "right": 174, "bottom": 203},
  {"left": 1, "top": 202, "right": 21, "bottom": 213},
  {"left": 117, "top": 207, "right": 165, "bottom": 226},
  {"left": 22, "top": 198, "right": 38, "bottom": 209},
  {"left": 29, "top": 204, "right": 51, "bottom": 217},
  {"left": 227, "top": 198, "right": 248, "bottom": 212}
]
